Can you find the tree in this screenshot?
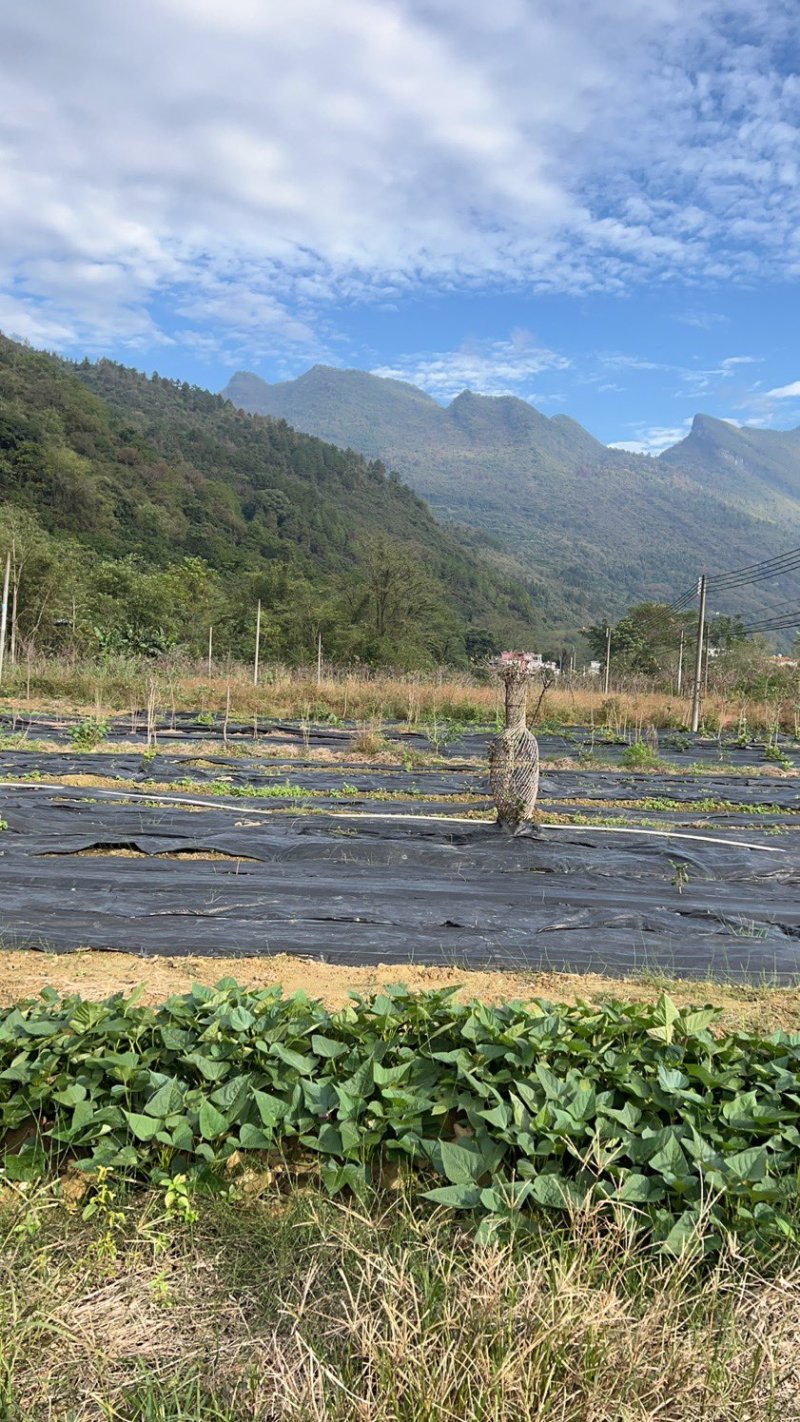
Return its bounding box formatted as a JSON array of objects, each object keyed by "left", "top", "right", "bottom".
[{"left": 587, "top": 602, "right": 692, "bottom": 678}]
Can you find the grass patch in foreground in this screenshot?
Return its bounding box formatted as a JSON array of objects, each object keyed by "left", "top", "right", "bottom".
[
  {"left": 3, "top": 984, "right": 800, "bottom": 1256},
  {"left": 0, "top": 1179, "right": 797, "bottom": 1420}
]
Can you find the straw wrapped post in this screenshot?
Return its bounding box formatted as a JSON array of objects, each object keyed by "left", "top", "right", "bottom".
[{"left": 489, "top": 651, "right": 540, "bottom": 832}]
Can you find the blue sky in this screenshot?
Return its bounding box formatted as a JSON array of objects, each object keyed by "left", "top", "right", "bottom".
[{"left": 1, "top": 0, "right": 799, "bottom": 452}]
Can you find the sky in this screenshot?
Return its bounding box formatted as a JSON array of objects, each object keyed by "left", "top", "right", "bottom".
[{"left": 1, "top": 0, "right": 799, "bottom": 452}]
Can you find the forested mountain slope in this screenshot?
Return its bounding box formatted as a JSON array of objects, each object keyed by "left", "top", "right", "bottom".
[
  {"left": 224, "top": 366, "right": 800, "bottom": 624},
  {"left": 0, "top": 335, "right": 537, "bottom": 664}
]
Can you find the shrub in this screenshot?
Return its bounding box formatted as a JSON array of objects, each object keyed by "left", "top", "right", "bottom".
[
  {"left": 66, "top": 717, "right": 109, "bottom": 750},
  {"left": 620, "top": 741, "right": 661, "bottom": 769}
]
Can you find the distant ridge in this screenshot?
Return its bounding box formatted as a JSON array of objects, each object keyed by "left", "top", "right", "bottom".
[{"left": 223, "top": 366, "right": 800, "bottom": 625}]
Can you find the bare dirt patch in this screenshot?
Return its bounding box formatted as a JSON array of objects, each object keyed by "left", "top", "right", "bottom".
[{"left": 0, "top": 949, "right": 798, "bottom": 1034}]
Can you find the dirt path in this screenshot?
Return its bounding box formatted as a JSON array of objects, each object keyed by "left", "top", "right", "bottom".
[{"left": 1, "top": 948, "right": 798, "bottom": 1034}]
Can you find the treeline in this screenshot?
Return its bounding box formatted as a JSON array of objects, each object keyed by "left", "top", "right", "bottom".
[{"left": 0, "top": 336, "right": 538, "bottom": 667}]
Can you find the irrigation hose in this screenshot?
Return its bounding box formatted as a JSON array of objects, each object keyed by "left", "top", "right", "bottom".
[{"left": 0, "top": 782, "right": 786, "bottom": 853}]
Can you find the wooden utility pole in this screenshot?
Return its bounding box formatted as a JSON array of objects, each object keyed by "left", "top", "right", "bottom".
[
  {"left": 0, "top": 553, "right": 10, "bottom": 685},
  {"left": 677, "top": 628, "right": 685, "bottom": 695},
  {"left": 253, "top": 601, "right": 261, "bottom": 686},
  {"left": 690, "top": 575, "right": 707, "bottom": 733},
  {"left": 603, "top": 625, "right": 612, "bottom": 694},
  {"left": 207, "top": 625, "right": 213, "bottom": 677}
]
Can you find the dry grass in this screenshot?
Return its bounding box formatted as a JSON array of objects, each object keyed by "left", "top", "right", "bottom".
[
  {"left": 0, "top": 1186, "right": 797, "bottom": 1421},
  {"left": 0, "top": 950, "right": 799, "bottom": 1036},
  {"left": 2, "top": 654, "right": 799, "bottom": 735}
]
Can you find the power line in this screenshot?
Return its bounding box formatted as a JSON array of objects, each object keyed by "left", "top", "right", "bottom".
[
  {"left": 708, "top": 545, "right": 800, "bottom": 590},
  {"left": 668, "top": 583, "right": 699, "bottom": 612},
  {"left": 742, "top": 613, "right": 800, "bottom": 634}
]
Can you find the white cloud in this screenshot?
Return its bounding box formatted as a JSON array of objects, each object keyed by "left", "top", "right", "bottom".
[
  {"left": 372, "top": 334, "right": 569, "bottom": 402},
  {"left": 609, "top": 420, "right": 694, "bottom": 455},
  {"left": 762, "top": 379, "right": 800, "bottom": 400},
  {"left": 0, "top": 0, "right": 799, "bottom": 355}
]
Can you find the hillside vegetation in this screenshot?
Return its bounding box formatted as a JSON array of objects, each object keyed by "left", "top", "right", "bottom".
[
  {"left": 225, "top": 366, "right": 800, "bottom": 627},
  {"left": 0, "top": 335, "right": 537, "bottom": 666}
]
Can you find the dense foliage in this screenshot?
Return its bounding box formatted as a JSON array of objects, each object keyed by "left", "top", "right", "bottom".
[
  {"left": 0, "top": 335, "right": 536, "bottom": 666},
  {"left": 2, "top": 982, "right": 799, "bottom": 1253}
]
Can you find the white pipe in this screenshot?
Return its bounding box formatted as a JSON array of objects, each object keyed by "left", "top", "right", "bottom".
[{"left": 0, "top": 782, "right": 786, "bottom": 852}]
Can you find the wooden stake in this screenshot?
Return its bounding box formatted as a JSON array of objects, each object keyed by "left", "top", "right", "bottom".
[
  {"left": 0, "top": 553, "right": 10, "bottom": 685},
  {"left": 253, "top": 601, "right": 261, "bottom": 686},
  {"left": 690, "top": 575, "right": 707, "bottom": 733},
  {"left": 9, "top": 542, "right": 17, "bottom": 666}
]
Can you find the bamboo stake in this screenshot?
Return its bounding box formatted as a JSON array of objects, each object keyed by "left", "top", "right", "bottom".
[
  {"left": 253, "top": 601, "right": 261, "bottom": 686},
  {"left": 690, "top": 575, "right": 707, "bottom": 734},
  {"left": 0, "top": 553, "right": 10, "bottom": 684},
  {"left": 9, "top": 541, "right": 17, "bottom": 666}
]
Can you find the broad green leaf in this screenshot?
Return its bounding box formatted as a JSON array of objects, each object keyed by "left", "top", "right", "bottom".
[
  {"left": 254, "top": 1090, "right": 286, "bottom": 1130},
  {"left": 124, "top": 1111, "right": 162, "bottom": 1142},
  {"left": 198, "top": 1100, "right": 229, "bottom": 1140},
  {"left": 422, "top": 1183, "right": 482, "bottom": 1208},
  {"left": 310, "top": 1034, "right": 348, "bottom": 1059}
]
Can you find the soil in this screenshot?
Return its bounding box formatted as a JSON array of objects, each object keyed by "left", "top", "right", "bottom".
[{"left": 1, "top": 947, "right": 799, "bottom": 1034}]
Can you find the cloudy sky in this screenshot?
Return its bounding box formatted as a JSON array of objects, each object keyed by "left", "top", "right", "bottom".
[{"left": 1, "top": 0, "right": 799, "bottom": 450}]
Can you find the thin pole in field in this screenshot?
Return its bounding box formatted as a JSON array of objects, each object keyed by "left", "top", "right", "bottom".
[
  {"left": 677, "top": 628, "right": 684, "bottom": 694},
  {"left": 253, "top": 601, "right": 261, "bottom": 686},
  {"left": 0, "top": 552, "right": 10, "bottom": 684},
  {"left": 316, "top": 632, "right": 322, "bottom": 687},
  {"left": 603, "top": 625, "right": 611, "bottom": 695},
  {"left": 207, "top": 625, "right": 213, "bottom": 677},
  {"left": 690, "top": 575, "right": 707, "bottom": 733}
]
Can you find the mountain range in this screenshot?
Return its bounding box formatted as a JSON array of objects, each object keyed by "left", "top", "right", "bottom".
[
  {"left": 224, "top": 367, "right": 800, "bottom": 627},
  {"left": 0, "top": 335, "right": 538, "bottom": 664}
]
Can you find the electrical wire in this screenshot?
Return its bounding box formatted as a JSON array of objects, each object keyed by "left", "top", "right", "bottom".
[
  {"left": 668, "top": 583, "right": 699, "bottom": 612},
  {"left": 708, "top": 546, "right": 800, "bottom": 590}
]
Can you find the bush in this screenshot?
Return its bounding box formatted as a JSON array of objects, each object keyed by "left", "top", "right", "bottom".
[
  {"left": 620, "top": 741, "right": 662, "bottom": 769},
  {"left": 66, "top": 717, "right": 109, "bottom": 749}
]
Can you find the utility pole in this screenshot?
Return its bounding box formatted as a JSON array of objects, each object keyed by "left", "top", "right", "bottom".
[
  {"left": 690, "top": 575, "right": 707, "bottom": 733},
  {"left": 603, "top": 625, "right": 611, "bottom": 695},
  {"left": 0, "top": 553, "right": 9, "bottom": 685},
  {"left": 253, "top": 600, "right": 261, "bottom": 686},
  {"left": 676, "top": 628, "right": 684, "bottom": 695}
]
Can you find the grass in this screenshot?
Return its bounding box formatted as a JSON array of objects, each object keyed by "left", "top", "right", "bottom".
[
  {"left": 3, "top": 652, "right": 800, "bottom": 736},
  {"left": 0, "top": 1177, "right": 798, "bottom": 1421}
]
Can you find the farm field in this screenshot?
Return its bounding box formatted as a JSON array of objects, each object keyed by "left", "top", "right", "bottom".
[
  {"left": 1, "top": 706, "right": 799, "bottom": 1418},
  {"left": 0, "top": 708, "right": 798, "bottom": 980}
]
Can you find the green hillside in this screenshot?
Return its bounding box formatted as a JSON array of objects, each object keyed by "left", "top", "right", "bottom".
[
  {"left": 224, "top": 367, "right": 800, "bottom": 626},
  {"left": 0, "top": 335, "right": 539, "bottom": 666},
  {"left": 660, "top": 414, "right": 800, "bottom": 511}
]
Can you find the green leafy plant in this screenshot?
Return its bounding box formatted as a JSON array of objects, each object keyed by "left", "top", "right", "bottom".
[
  {"left": 1, "top": 983, "right": 800, "bottom": 1254},
  {"left": 619, "top": 741, "right": 662, "bottom": 770},
  {"left": 669, "top": 861, "right": 689, "bottom": 894},
  {"left": 66, "top": 717, "right": 109, "bottom": 750},
  {"left": 763, "top": 743, "right": 792, "bottom": 769}
]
